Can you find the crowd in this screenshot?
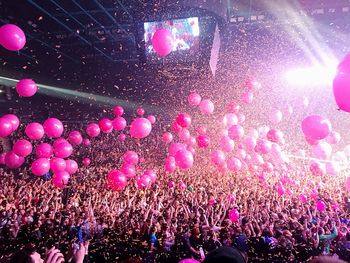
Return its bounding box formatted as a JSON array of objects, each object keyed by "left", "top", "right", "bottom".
[{"left": 0, "top": 131, "right": 350, "bottom": 263}]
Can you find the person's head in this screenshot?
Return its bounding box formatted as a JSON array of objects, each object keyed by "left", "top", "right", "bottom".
[
  {"left": 204, "top": 246, "right": 246, "bottom": 263},
  {"left": 10, "top": 244, "right": 43, "bottom": 263}
]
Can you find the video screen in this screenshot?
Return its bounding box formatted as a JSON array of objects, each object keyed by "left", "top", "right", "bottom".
[{"left": 144, "top": 17, "right": 200, "bottom": 62}]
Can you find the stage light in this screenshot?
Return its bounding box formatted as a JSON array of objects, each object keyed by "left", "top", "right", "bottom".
[{"left": 284, "top": 64, "right": 337, "bottom": 86}]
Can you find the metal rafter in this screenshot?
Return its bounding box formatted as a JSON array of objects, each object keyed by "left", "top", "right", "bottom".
[
  {"left": 28, "top": 0, "right": 115, "bottom": 62},
  {"left": 116, "top": 0, "right": 134, "bottom": 21}
]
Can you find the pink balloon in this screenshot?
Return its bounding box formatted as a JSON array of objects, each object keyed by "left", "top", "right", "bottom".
[
  {"left": 43, "top": 118, "right": 64, "bottom": 138},
  {"left": 54, "top": 142, "right": 73, "bottom": 158},
  {"left": 3, "top": 114, "right": 20, "bottom": 132},
  {"left": 255, "top": 139, "right": 272, "bottom": 154},
  {"left": 36, "top": 143, "right": 53, "bottom": 158},
  {"left": 118, "top": 133, "right": 126, "bottom": 142},
  {"left": 171, "top": 121, "right": 183, "bottom": 133},
  {"left": 0, "top": 153, "right": 6, "bottom": 165},
  {"left": 222, "top": 113, "right": 238, "bottom": 127},
  {"left": 188, "top": 93, "right": 201, "bottom": 106},
  {"left": 345, "top": 177, "right": 350, "bottom": 191},
  {"left": 227, "top": 157, "right": 242, "bottom": 172},
  {"left": 165, "top": 156, "right": 176, "bottom": 172},
  {"left": 196, "top": 125, "right": 207, "bottom": 135},
  {"left": 326, "top": 131, "right": 341, "bottom": 144},
  {"left": 179, "top": 128, "right": 191, "bottom": 141},
  {"left": 113, "top": 105, "right": 124, "bottom": 116},
  {"left": 316, "top": 200, "right": 326, "bottom": 212},
  {"left": 179, "top": 182, "right": 187, "bottom": 191},
  {"left": 99, "top": 118, "right": 113, "bottom": 133},
  {"left": 168, "top": 180, "right": 175, "bottom": 188},
  {"left": 13, "top": 139, "right": 32, "bottom": 157},
  {"left": 5, "top": 151, "right": 24, "bottom": 169},
  {"left": 228, "top": 125, "right": 244, "bottom": 141},
  {"left": 211, "top": 150, "right": 226, "bottom": 166},
  {"left": 199, "top": 99, "right": 214, "bottom": 115},
  {"left": 50, "top": 157, "right": 66, "bottom": 172},
  {"left": 236, "top": 149, "right": 247, "bottom": 160},
  {"left": 68, "top": 131, "right": 83, "bottom": 145},
  {"left": 226, "top": 101, "right": 240, "bottom": 113},
  {"left": 262, "top": 162, "right": 274, "bottom": 172},
  {"left": 31, "top": 158, "right": 50, "bottom": 176},
  {"left": 144, "top": 169, "right": 157, "bottom": 182},
  {"left": 333, "top": 60, "right": 350, "bottom": 112},
  {"left": 52, "top": 171, "right": 70, "bottom": 188},
  {"left": 130, "top": 118, "right": 152, "bottom": 139},
  {"left": 0, "top": 24, "right": 26, "bottom": 51},
  {"left": 112, "top": 116, "right": 127, "bottom": 131},
  {"left": 123, "top": 151, "right": 139, "bottom": 165},
  {"left": 83, "top": 138, "right": 91, "bottom": 146},
  {"left": 176, "top": 112, "right": 191, "bottom": 128},
  {"left": 312, "top": 141, "right": 332, "bottom": 160},
  {"left": 241, "top": 91, "right": 253, "bottom": 104},
  {"left": 162, "top": 132, "right": 173, "bottom": 143},
  {"left": 65, "top": 159, "right": 78, "bottom": 174},
  {"left": 186, "top": 136, "right": 196, "bottom": 147},
  {"left": 243, "top": 136, "right": 257, "bottom": 151},
  {"left": 197, "top": 134, "right": 210, "bottom": 148},
  {"left": 82, "top": 157, "right": 91, "bottom": 166},
  {"left": 302, "top": 115, "right": 332, "bottom": 140},
  {"left": 266, "top": 129, "right": 284, "bottom": 143},
  {"left": 136, "top": 108, "right": 145, "bottom": 116},
  {"left": 86, "top": 123, "right": 100, "bottom": 137},
  {"left": 169, "top": 143, "right": 186, "bottom": 156},
  {"left": 220, "top": 136, "right": 235, "bottom": 152},
  {"left": 15, "top": 79, "right": 37, "bottom": 97},
  {"left": 326, "top": 161, "right": 339, "bottom": 176},
  {"left": 25, "top": 122, "right": 44, "bottom": 140},
  {"left": 269, "top": 109, "right": 283, "bottom": 124},
  {"left": 175, "top": 149, "right": 194, "bottom": 170},
  {"left": 137, "top": 174, "right": 152, "bottom": 188},
  {"left": 229, "top": 208, "right": 240, "bottom": 222},
  {"left": 299, "top": 194, "right": 307, "bottom": 203},
  {"left": 310, "top": 161, "right": 325, "bottom": 176},
  {"left": 238, "top": 113, "right": 246, "bottom": 123},
  {"left": 53, "top": 138, "right": 68, "bottom": 148},
  {"left": 277, "top": 185, "right": 285, "bottom": 196},
  {"left": 120, "top": 163, "right": 136, "bottom": 178},
  {"left": 107, "top": 170, "right": 127, "bottom": 190},
  {"left": 0, "top": 118, "right": 13, "bottom": 137},
  {"left": 151, "top": 28, "right": 174, "bottom": 57},
  {"left": 147, "top": 115, "right": 156, "bottom": 124}
]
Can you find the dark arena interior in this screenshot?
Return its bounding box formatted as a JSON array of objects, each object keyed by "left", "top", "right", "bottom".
[{"left": 1, "top": 0, "right": 350, "bottom": 262}]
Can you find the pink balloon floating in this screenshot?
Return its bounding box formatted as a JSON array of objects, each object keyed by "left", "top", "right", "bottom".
[
  {"left": 326, "top": 131, "right": 341, "bottom": 145},
  {"left": 178, "top": 128, "right": 190, "bottom": 142},
  {"left": 199, "top": 99, "right": 214, "bottom": 115},
  {"left": 54, "top": 141, "right": 73, "bottom": 159},
  {"left": 333, "top": 55, "right": 350, "bottom": 112},
  {"left": 211, "top": 150, "right": 226, "bottom": 166},
  {"left": 3, "top": 114, "right": 20, "bottom": 132},
  {"left": 175, "top": 149, "right": 194, "bottom": 170},
  {"left": 118, "top": 133, "right": 126, "bottom": 142},
  {"left": 269, "top": 109, "right": 283, "bottom": 124},
  {"left": 171, "top": 121, "right": 183, "bottom": 133},
  {"left": 169, "top": 142, "right": 187, "bottom": 156},
  {"left": 136, "top": 107, "right": 145, "bottom": 116},
  {"left": 0, "top": 24, "right": 26, "bottom": 51},
  {"left": 165, "top": 156, "right": 176, "bottom": 173},
  {"left": 43, "top": 118, "right": 64, "bottom": 138},
  {"left": 316, "top": 200, "right": 326, "bottom": 212},
  {"left": 68, "top": 130, "right": 83, "bottom": 145},
  {"left": 123, "top": 151, "right": 139, "bottom": 165},
  {"left": 147, "top": 115, "right": 156, "bottom": 124},
  {"left": 82, "top": 157, "right": 91, "bottom": 166},
  {"left": 31, "top": 158, "right": 50, "bottom": 176},
  {"left": 5, "top": 151, "right": 24, "bottom": 169},
  {"left": 113, "top": 105, "right": 124, "bottom": 116},
  {"left": 50, "top": 157, "right": 66, "bottom": 172},
  {"left": 228, "top": 125, "right": 244, "bottom": 141},
  {"left": 52, "top": 171, "right": 70, "bottom": 188},
  {"left": 99, "top": 118, "right": 113, "bottom": 133},
  {"left": 13, "top": 139, "right": 32, "bottom": 157},
  {"left": 188, "top": 92, "right": 201, "bottom": 106},
  {"left": 143, "top": 169, "right": 157, "bottom": 183},
  {"left": 120, "top": 163, "right": 136, "bottom": 178},
  {"left": 227, "top": 157, "right": 242, "bottom": 172},
  {"left": 36, "top": 143, "right": 53, "bottom": 158},
  {"left": 197, "top": 134, "right": 210, "bottom": 148},
  {"left": 220, "top": 136, "right": 235, "bottom": 152},
  {"left": 226, "top": 101, "right": 240, "bottom": 113},
  {"left": 16, "top": 79, "right": 37, "bottom": 97},
  {"left": 83, "top": 138, "right": 91, "bottom": 146},
  {"left": 112, "top": 116, "right": 127, "bottom": 131},
  {"left": 65, "top": 159, "right": 78, "bottom": 174},
  {"left": 151, "top": 28, "right": 174, "bottom": 57},
  {"left": 25, "top": 122, "right": 44, "bottom": 140},
  {"left": 0, "top": 152, "right": 6, "bottom": 165},
  {"left": 86, "top": 123, "right": 100, "bottom": 137},
  {"left": 302, "top": 115, "right": 332, "bottom": 141},
  {"left": 0, "top": 118, "right": 13, "bottom": 138},
  {"left": 176, "top": 112, "right": 191, "bottom": 128},
  {"left": 129, "top": 118, "right": 152, "bottom": 139},
  {"left": 229, "top": 208, "right": 240, "bottom": 222},
  {"left": 241, "top": 91, "right": 253, "bottom": 104},
  {"left": 162, "top": 132, "right": 173, "bottom": 143}
]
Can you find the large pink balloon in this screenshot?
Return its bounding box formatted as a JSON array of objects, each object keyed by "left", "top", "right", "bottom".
[
  {"left": 171, "top": 121, "right": 183, "bottom": 133},
  {"left": 86, "top": 123, "right": 100, "bottom": 137},
  {"left": 54, "top": 142, "right": 73, "bottom": 158},
  {"left": 0, "top": 118, "right": 13, "bottom": 137},
  {"left": 333, "top": 56, "right": 350, "bottom": 112},
  {"left": 151, "top": 28, "right": 174, "bottom": 57},
  {"left": 53, "top": 138, "right": 68, "bottom": 148},
  {"left": 3, "top": 114, "right": 20, "bottom": 132},
  {"left": 129, "top": 118, "right": 152, "bottom": 139},
  {"left": 123, "top": 151, "right": 139, "bottom": 165},
  {"left": 25, "top": 122, "right": 44, "bottom": 140},
  {"left": 175, "top": 149, "right": 194, "bottom": 170},
  {"left": 68, "top": 131, "right": 83, "bottom": 145},
  {"left": 227, "top": 157, "right": 242, "bottom": 172},
  {"left": 5, "top": 151, "right": 24, "bottom": 169},
  {"left": 197, "top": 134, "right": 210, "bottom": 148},
  {"left": 220, "top": 136, "right": 235, "bottom": 152},
  {"left": 162, "top": 132, "right": 173, "bottom": 143},
  {"left": 43, "top": 118, "right": 64, "bottom": 138},
  {"left": 31, "top": 158, "right": 50, "bottom": 176},
  {"left": 266, "top": 129, "right": 284, "bottom": 143},
  {"left": 326, "top": 131, "right": 341, "bottom": 145},
  {"left": 302, "top": 115, "right": 332, "bottom": 140},
  {"left": 137, "top": 174, "right": 152, "bottom": 188},
  {"left": 255, "top": 139, "right": 272, "bottom": 154},
  {"left": 188, "top": 93, "right": 201, "bottom": 106},
  {"left": 112, "top": 117, "right": 127, "bottom": 131},
  {"left": 199, "top": 99, "right": 214, "bottom": 115},
  {"left": 228, "top": 125, "right": 244, "bottom": 141},
  {"left": 0, "top": 24, "right": 26, "bottom": 51},
  {"left": 243, "top": 136, "right": 257, "bottom": 151},
  {"left": 36, "top": 143, "right": 53, "bottom": 158},
  {"left": 147, "top": 115, "right": 156, "bottom": 124},
  {"left": 165, "top": 156, "right": 176, "bottom": 172},
  {"left": 176, "top": 113, "right": 191, "bottom": 128},
  {"left": 310, "top": 161, "right": 325, "bottom": 176},
  {"left": 16, "top": 79, "right": 37, "bottom": 97},
  {"left": 13, "top": 139, "right": 32, "bottom": 157},
  {"left": 120, "top": 163, "right": 136, "bottom": 178},
  {"left": 144, "top": 169, "right": 157, "bottom": 183},
  {"left": 99, "top": 118, "right": 113, "bottom": 133},
  {"left": 178, "top": 128, "right": 190, "bottom": 141},
  {"left": 211, "top": 150, "right": 226, "bottom": 166},
  {"left": 229, "top": 208, "right": 240, "bottom": 222},
  {"left": 179, "top": 259, "right": 200, "bottom": 263},
  {"left": 83, "top": 138, "right": 91, "bottom": 146},
  {"left": 241, "top": 91, "right": 253, "bottom": 104},
  {"left": 108, "top": 170, "right": 127, "bottom": 191},
  {"left": 312, "top": 141, "right": 332, "bottom": 160},
  {"left": 113, "top": 105, "right": 124, "bottom": 116},
  {"left": 222, "top": 113, "right": 238, "bottom": 127},
  {"left": 65, "top": 159, "right": 78, "bottom": 174},
  {"left": 52, "top": 171, "right": 70, "bottom": 188},
  {"left": 50, "top": 157, "right": 66, "bottom": 172},
  {"left": 269, "top": 109, "right": 283, "bottom": 124},
  {"left": 169, "top": 143, "right": 186, "bottom": 156}
]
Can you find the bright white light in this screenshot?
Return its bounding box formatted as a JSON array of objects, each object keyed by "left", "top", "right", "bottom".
[{"left": 284, "top": 64, "right": 338, "bottom": 86}]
